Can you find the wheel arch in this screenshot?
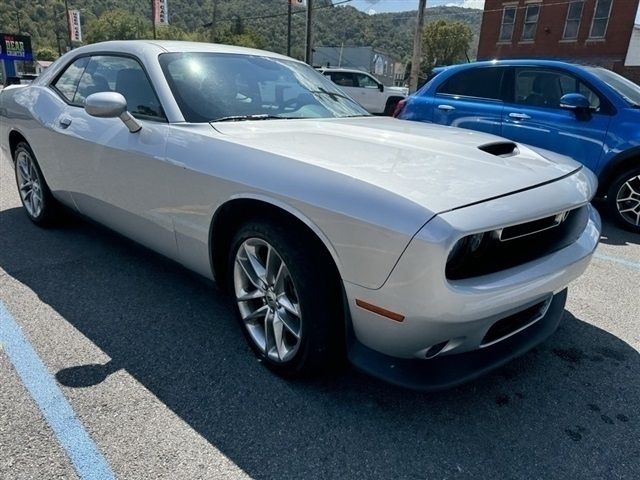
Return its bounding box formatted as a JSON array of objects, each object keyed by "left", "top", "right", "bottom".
[
  {"left": 597, "top": 147, "right": 640, "bottom": 197},
  {"left": 8, "top": 129, "right": 28, "bottom": 161},
  {"left": 208, "top": 194, "right": 343, "bottom": 291}
]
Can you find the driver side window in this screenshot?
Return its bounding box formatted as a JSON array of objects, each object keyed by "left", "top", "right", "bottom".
[
  {"left": 355, "top": 73, "right": 379, "bottom": 89},
  {"left": 515, "top": 69, "right": 600, "bottom": 110}
]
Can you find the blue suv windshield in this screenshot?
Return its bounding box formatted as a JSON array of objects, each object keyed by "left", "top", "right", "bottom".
[{"left": 585, "top": 67, "right": 640, "bottom": 107}]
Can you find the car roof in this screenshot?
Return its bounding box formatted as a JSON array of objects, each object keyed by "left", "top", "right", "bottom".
[
  {"left": 439, "top": 59, "right": 596, "bottom": 72},
  {"left": 67, "top": 40, "right": 296, "bottom": 62}
]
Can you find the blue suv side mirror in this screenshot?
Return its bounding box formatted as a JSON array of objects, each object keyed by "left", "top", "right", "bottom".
[{"left": 559, "top": 93, "right": 591, "bottom": 111}]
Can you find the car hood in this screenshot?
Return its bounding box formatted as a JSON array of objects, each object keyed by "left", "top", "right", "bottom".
[{"left": 211, "top": 116, "right": 582, "bottom": 214}]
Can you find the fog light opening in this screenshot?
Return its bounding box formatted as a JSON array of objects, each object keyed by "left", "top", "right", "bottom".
[{"left": 424, "top": 341, "right": 449, "bottom": 359}]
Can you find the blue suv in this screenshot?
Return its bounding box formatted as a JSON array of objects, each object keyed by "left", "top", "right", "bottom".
[{"left": 397, "top": 60, "right": 640, "bottom": 233}]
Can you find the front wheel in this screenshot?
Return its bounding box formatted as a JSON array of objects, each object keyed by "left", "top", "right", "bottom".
[
  {"left": 607, "top": 168, "right": 640, "bottom": 233},
  {"left": 228, "top": 219, "right": 343, "bottom": 377},
  {"left": 13, "top": 142, "right": 60, "bottom": 226}
]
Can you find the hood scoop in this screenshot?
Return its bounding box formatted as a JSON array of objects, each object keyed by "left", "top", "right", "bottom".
[{"left": 478, "top": 141, "right": 519, "bottom": 158}]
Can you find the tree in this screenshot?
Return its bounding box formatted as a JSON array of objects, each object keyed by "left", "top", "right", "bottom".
[
  {"left": 422, "top": 20, "right": 472, "bottom": 72},
  {"left": 85, "top": 10, "right": 148, "bottom": 44},
  {"left": 35, "top": 46, "right": 58, "bottom": 61}
]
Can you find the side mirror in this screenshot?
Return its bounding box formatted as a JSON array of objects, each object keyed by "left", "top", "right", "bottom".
[
  {"left": 559, "top": 93, "right": 591, "bottom": 112},
  {"left": 378, "top": 83, "right": 384, "bottom": 93},
  {"left": 85, "top": 92, "right": 141, "bottom": 133}
]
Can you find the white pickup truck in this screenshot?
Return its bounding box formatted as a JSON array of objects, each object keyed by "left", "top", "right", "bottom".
[{"left": 318, "top": 68, "right": 408, "bottom": 115}]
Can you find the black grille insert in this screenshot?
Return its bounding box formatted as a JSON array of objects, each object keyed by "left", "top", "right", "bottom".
[{"left": 482, "top": 299, "right": 549, "bottom": 346}]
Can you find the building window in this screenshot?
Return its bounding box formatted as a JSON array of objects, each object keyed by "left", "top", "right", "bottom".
[
  {"left": 499, "top": 6, "right": 517, "bottom": 42},
  {"left": 589, "top": 0, "right": 613, "bottom": 38},
  {"left": 522, "top": 4, "right": 541, "bottom": 41},
  {"left": 563, "top": 1, "right": 584, "bottom": 39}
]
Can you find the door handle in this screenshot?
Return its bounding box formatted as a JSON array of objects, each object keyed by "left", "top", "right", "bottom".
[
  {"left": 437, "top": 104, "right": 455, "bottom": 111},
  {"left": 508, "top": 112, "right": 531, "bottom": 120},
  {"left": 59, "top": 117, "right": 72, "bottom": 128}
]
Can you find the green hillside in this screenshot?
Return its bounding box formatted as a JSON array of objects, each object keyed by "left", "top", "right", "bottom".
[{"left": 0, "top": 0, "right": 482, "bottom": 62}]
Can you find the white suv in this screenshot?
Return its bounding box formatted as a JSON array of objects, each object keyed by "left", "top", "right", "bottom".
[{"left": 319, "top": 68, "right": 407, "bottom": 115}]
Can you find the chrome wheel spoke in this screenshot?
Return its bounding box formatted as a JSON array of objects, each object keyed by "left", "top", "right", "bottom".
[
  {"left": 264, "top": 309, "right": 276, "bottom": 357},
  {"left": 271, "top": 313, "right": 287, "bottom": 360},
  {"left": 236, "top": 288, "right": 266, "bottom": 302},
  {"left": 265, "top": 246, "right": 282, "bottom": 285},
  {"left": 276, "top": 308, "right": 300, "bottom": 339},
  {"left": 244, "top": 243, "right": 268, "bottom": 284},
  {"left": 243, "top": 304, "right": 269, "bottom": 324},
  {"left": 278, "top": 295, "right": 300, "bottom": 319},
  {"left": 236, "top": 249, "right": 264, "bottom": 290}
]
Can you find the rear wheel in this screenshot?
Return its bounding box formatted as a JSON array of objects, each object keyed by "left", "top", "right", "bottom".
[
  {"left": 607, "top": 168, "right": 640, "bottom": 233},
  {"left": 384, "top": 97, "right": 402, "bottom": 116},
  {"left": 13, "top": 142, "right": 59, "bottom": 226},
  {"left": 228, "top": 219, "right": 343, "bottom": 377}
]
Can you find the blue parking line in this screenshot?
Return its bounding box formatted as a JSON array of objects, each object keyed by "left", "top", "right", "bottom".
[
  {"left": 0, "top": 302, "right": 115, "bottom": 480},
  {"left": 594, "top": 252, "right": 640, "bottom": 271}
]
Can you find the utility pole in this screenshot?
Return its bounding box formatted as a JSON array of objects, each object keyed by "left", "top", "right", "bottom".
[
  {"left": 151, "top": 0, "right": 157, "bottom": 39},
  {"left": 55, "top": 31, "right": 63, "bottom": 56},
  {"left": 409, "top": 0, "right": 426, "bottom": 93},
  {"left": 305, "top": 0, "right": 313, "bottom": 65},
  {"left": 15, "top": 11, "right": 22, "bottom": 33},
  {"left": 64, "top": 0, "right": 73, "bottom": 49},
  {"left": 286, "top": 0, "right": 292, "bottom": 56},
  {"left": 211, "top": 0, "right": 218, "bottom": 43}
]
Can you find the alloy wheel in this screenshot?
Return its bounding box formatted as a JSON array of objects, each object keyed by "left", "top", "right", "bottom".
[
  {"left": 16, "top": 150, "right": 44, "bottom": 219},
  {"left": 233, "top": 238, "right": 302, "bottom": 363},
  {"left": 616, "top": 174, "right": 640, "bottom": 227}
]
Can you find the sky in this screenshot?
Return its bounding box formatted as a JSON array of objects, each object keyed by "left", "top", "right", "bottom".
[{"left": 348, "top": 0, "right": 640, "bottom": 24}]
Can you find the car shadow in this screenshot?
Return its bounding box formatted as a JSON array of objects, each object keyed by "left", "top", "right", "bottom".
[{"left": 0, "top": 207, "right": 638, "bottom": 479}]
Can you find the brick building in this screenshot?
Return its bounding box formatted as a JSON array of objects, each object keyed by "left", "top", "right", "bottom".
[{"left": 477, "top": 0, "right": 640, "bottom": 82}]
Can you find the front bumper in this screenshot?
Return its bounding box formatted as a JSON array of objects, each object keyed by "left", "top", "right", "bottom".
[{"left": 348, "top": 289, "right": 567, "bottom": 392}]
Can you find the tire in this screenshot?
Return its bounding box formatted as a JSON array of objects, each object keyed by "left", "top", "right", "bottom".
[
  {"left": 384, "top": 97, "right": 401, "bottom": 116},
  {"left": 13, "top": 142, "right": 60, "bottom": 226},
  {"left": 606, "top": 167, "right": 640, "bottom": 233},
  {"left": 228, "top": 218, "right": 343, "bottom": 377}
]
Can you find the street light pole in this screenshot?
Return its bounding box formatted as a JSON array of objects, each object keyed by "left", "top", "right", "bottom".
[
  {"left": 287, "top": 0, "right": 292, "bottom": 57},
  {"left": 305, "top": 0, "right": 313, "bottom": 64},
  {"left": 409, "top": 0, "right": 427, "bottom": 92}
]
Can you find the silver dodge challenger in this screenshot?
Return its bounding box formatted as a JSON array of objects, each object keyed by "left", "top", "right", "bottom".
[{"left": 0, "top": 41, "right": 601, "bottom": 390}]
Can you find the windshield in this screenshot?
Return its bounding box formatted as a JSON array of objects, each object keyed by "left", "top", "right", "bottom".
[
  {"left": 159, "top": 52, "right": 369, "bottom": 122},
  {"left": 585, "top": 66, "right": 640, "bottom": 106}
]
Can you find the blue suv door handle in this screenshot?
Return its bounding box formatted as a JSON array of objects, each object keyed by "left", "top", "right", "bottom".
[
  {"left": 437, "top": 104, "right": 455, "bottom": 112},
  {"left": 509, "top": 112, "right": 531, "bottom": 120}
]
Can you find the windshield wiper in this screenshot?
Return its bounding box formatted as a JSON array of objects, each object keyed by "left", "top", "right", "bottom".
[
  {"left": 308, "top": 87, "right": 360, "bottom": 104},
  {"left": 211, "top": 114, "right": 294, "bottom": 122}
]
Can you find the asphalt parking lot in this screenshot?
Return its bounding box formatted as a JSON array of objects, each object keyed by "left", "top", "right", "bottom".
[{"left": 1, "top": 156, "right": 639, "bottom": 480}]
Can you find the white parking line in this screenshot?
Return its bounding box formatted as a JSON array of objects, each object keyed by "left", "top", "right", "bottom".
[
  {"left": 594, "top": 252, "right": 640, "bottom": 271},
  {"left": 0, "top": 302, "right": 115, "bottom": 480}
]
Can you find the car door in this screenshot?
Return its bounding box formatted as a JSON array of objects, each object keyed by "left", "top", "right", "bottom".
[
  {"left": 431, "top": 67, "right": 507, "bottom": 136},
  {"left": 352, "top": 72, "right": 383, "bottom": 113},
  {"left": 48, "top": 54, "right": 176, "bottom": 258},
  {"left": 501, "top": 67, "right": 612, "bottom": 171}
]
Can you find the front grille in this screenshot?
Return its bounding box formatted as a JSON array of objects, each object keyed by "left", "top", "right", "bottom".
[
  {"left": 481, "top": 298, "right": 550, "bottom": 347},
  {"left": 446, "top": 205, "right": 588, "bottom": 280}
]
